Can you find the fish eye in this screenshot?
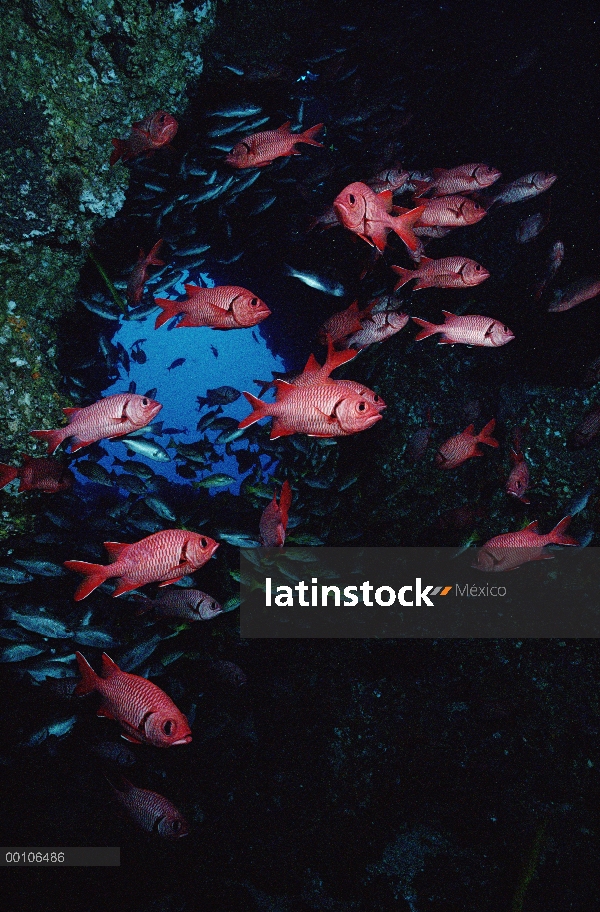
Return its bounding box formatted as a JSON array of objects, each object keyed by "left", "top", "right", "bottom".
[
  {"left": 163, "top": 720, "right": 175, "bottom": 735},
  {"left": 142, "top": 397, "right": 149, "bottom": 405},
  {"left": 172, "top": 820, "right": 181, "bottom": 832},
  {"left": 349, "top": 193, "right": 356, "bottom": 204},
  {"left": 250, "top": 298, "right": 258, "bottom": 306},
  {"left": 159, "top": 114, "right": 166, "bottom": 122},
  {"left": 373, "top": 394, "right": 381, "bottom": 402},
  {"left": 475, "top": 264, "right": 481, "bottom": 270},
  {"left": 358, "top": 401, "right": 366, "bottom": 411},
  {"left": 200, "top": 537, "right": 208, "bottom": 548}
]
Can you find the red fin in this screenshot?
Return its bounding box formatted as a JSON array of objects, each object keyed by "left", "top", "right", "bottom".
[
  {"left": 104, "top": 541, "right": 129, "bottom": 563},
  {"left": 526, "top": 520, "right": 539, "bottom": 532},
  {"left": 411, "top": 317, "right": 440, "bottom": 341},
  {"left": 302, "top": 353, "right": 321, "bottom": 373},
  {"left": 390, "top": 205, "right": 427, "bottom": 252},
  {"left": 239, "top": 392, "right": 272, "bottom": 430},
  {"left": 69, "top": 438, "right": 91, "bottom": 453},
  {"left": 378, "top": 189, "right": 394, "bottom": 213},
  {"left": 0, "top": 464, "right": 18, "bottom": 490},
  {"left": 549, "top": 516, "right": 579, "bottom": 546},
  {"left": 270, "top": 418, "right": 295, "bottom": 439},
  {"left": 63, "top": 407, "right": 81, "bottom": 416},
  {"left": 412, "top": 180, "right": 434, "bottom": 198},
  {"left": 154, "top": 298, "right": 183, "bottom": 330},
  {"left": 273, "top": 379, "right": 296, "bottom": 400},
  {"left": 112, "top": 579, "right": 142, "bottom": 598},
  {"left": 298, "top": 123, "right": 324, "bottom": 146},
  {"left": 441, "top": 310, "right": 456, "bottom": 319},
  {"left": 183, "top": 283, "right": 203, "bottom": 296},
  {"left": 477, "top": 419, "right": 499, "bottom": 448},
  {"left": 121, "top": 732, "right": 144, "bottom": 744},
  {"left": 74, "top": 652, "right": 98, "bottom": 696},
  {"left": 29, "top": 428, "right": 66, "bottom": 456},
  {"left": 277, "top": 121, "right": 292, "bottom": 132},
  {"left": 279, "top": 480, "right": 292, "bottom": 529},
  {"left": 64, "top": 560, "right": 108, "bottom": 601},
  {"left": 97, "top": 706, "right": 115, "bottom": 720},
  {"left": 100, "top": 653, "right": 121, "bottom": 678},
  {"left": 391, "top": 265, "right": 415, "bottom": 290},
  {"left": 110, "top": 138, "right": 124, "bottom": 166},
  {"left": 323, "top": 335, "right": 358, "bottom": 375},
  {"left": 157, "top": 577, "right": 185, "bottom": 588},
  {"left": 146, "top": 239, "right": 164, "bottom": 265}
]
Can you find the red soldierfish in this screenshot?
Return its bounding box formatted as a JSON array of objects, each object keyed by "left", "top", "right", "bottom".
[
  {"left": 0, "top": 455, "right": 74, "bottom": 493},
  {"left": 413, "top": 163, "right": 501, "bottom": 198},
  {"left": 109, "top": 775, "right": 189, "bottom": 838},
  {"left": 154, "top": 284, "right": 270, "bottom": 330},
  {"left": 239, "top": 342, "right": 384, "bottom": 439},
  {"left": 412, "top": 311, "right": 514, "bottom": 347},
  {"left": 342, "top": 311, "right": 409, "bottom": 350},
  {"left": 318, "top": 300, "right": 376, "bottom": 346},
  {"left": 133, "top": 590, "right": 223, "bottom": 621},
  {"left": 391, "top": 256, "right": 490, "bottom": 290},
  {"left": 436, "top": 420, "right": 499, "bottom": 469},
  {"left": 64, "top": 530, "right": 219, "bottom": 601},
  {"left": 506, "top": 430, "right": 530, "bottom": 503},
  {"left": 485, "top": 171, "right": 557, "bottom": 206},
  {"left": 547, "top": 277, "right": 600, "bottom": 313},
  {"left": 259, "top": 480, "right": 292, "bottom": 547},
  {"left": 126, "top": 240, "right": 164, "bottom": 306},
  {"left": 110, "top": 111, "right": 178, "bottom": 166},
  {"left": 473, "top": 517, "right": 578, "bottom": 572},
  {"left": 412, "top": 195, "right": 487, "bottom": 227},
  {"left": 333, "top": 182, "right": 426, "bottom": 253},
  {"left": 30, "top": 393, "right": 162, "bottom": 455},
  {"left": 75, "top": 651, "right": 192, "bottom": 747},
  {"left": 226, "top": 121, "right": 324, "bottom": 168}
]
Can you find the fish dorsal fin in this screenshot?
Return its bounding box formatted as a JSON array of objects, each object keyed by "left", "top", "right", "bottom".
[
  {"left": 184, "top": 283, "right": 203, "bottom": 296},
  {"left": 464, "top": 424, "right": 475, "bottom": 435},
  {"left": 432, "top": 168, "right": 446, "bottom": 179},
  {"left": 104, "top": 541, "right": 129, "bottom": 562},
  {"left": 100, "top": 652, "right": 120, "bottom": 678},
  {"left": 277, "top": 121, "right": 292, "bottom": 132},
  {"left": 302, "top": 353, "right": 321, "bottom": 374},
  {"left": 348, "top": 300, "right": 359, "bottom": 313},
  {"left": 323, "top": 335, "right": 358, "bottom": 376},
  {"left": 273, "top": 379, "right": 295, "bottom": 399},
  {"left": 63, "top": 407, "right": 81, "bottom": 415},
  {"left": 441, "top": 310, "right": 456, "bottom": 319},
  {"left": 420, "top": 256, "right": 433, "bottom": 264},
  {"left": 526, "top": 520, "right": 539, "bottom": 532}
]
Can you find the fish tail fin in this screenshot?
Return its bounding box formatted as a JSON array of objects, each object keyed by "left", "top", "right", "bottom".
[
  {"left": 548, "top": 516, "right": 579, "bottom": 547},
  {"left": 146, "top": 239, "right": 164, "bottom": 266},
  {"left": 238, "top": 392, "right": 272, "bottom": 430},
  {"left": 477, "top": 419, "right": 499, "bottom": 448},
  {"left": 391, "top": 265, "right": 415, "bottom": 290},
  {"left": 64, "top": 560, "right": 109, "bottom": 601},
  {"left": 110, "top": 139, "right": 125, "bottom": 166},
  {"left": 411, "top": 317, "right": 440, "bottom": 341},
  {"left": 390, "top": 205, "right": 427, "bottom": 253},
  {"left": 279, "top": 480, "right": 292, "bottom": 529},
  {"left": 299, "top": 123, "right": 324, "bottom": 147},
  {"left": 74, "top": 651, "right": 99, "bottom": 696},
  {"left": 154, "top": 298, "right": 181, "bottom": 329},
  {"left": 29, "top": 427, "right": 67, "bottom": 455},
  {"left": 0, "top": 463, "right": 18, "bottom": 490}
]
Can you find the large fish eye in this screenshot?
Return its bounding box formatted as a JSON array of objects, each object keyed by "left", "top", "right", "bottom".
[
  {"left": 475, "top": 264, "right": 481, "bottom": 270},
  {"left": 159, "top": 114, "right": 166, "bottom": 123},
  {"left": 142, "top": 397, "right": 149, "bottom": 406},
  {"left": 200, "top": 537, "right": 208, "bottom": 548},
  {"left": 373, "top": 394, "right": 381, "bottom": 403},
  {"left": 358, "top": 401, "right": 366, "bottom": 411},
  {"left": 250, "top": 298, "right": 258, "bottom": 307},
  {"left": 349, "top": 193, "right": 356, "bottom": 204},
  {"left": 172, "top": 820, "right": 181, "bottom": 832},
  {"left": 503, "top": 325, "right": 510, "bottom": 333},
  {"left": 163, "top": 720, "right": 175, "bottom": 735}
]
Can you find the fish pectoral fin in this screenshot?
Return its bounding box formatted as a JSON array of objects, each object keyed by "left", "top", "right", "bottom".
[
  {"left": 484, "top": 321, "right": 497, "bottom": 338},
  {"left": 120, "top": 732, "right": 144, "bottom": 744},
  {"left": 97, "top": 707, "right": 115, "bottom": 720}
]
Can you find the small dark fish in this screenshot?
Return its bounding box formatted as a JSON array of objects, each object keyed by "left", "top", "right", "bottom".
[
  {"left": 118, "top": 634, "right": 163, "bottom": 673},
  {"left": 193, "top": 474, "right": 236, "bottom": 489},
  {"left": 116, "top": 343, "right": 131, "bottom": 374},
  {"left": 210, "top": 345, "right": 219, "bottom": 358},
  {"left": 196, "top": 386, "right": 241, "bottom": 409},
  {"left": 73, "top": 628, "right": 120, "bottom": 648},
  {"left": 548, "top": 277, "right": 600, "bottom": 313},
  {"left": 6, "top": 610, "right": 72, "bottom": 638},
  {"left": 13, "top": 559, "right": 67, "bottom": 577},
  {"left": 0, "top": 567, "right": 34, "bottom": 585},
  {"left": 76, "top": 461, "right": 115, "bottom": 486},
  {"left": 90, "top": 741, "right": 136, "bottom": 766},
  {"left": 144, "top": 388, "right": 158, "bottom": 399},
  {"left": 566, "top": 487, "right": 594, "bottom": 516},
  {"left": 167, "top": 358, "right": 186, "bottom": 372},
  {"left": 515, "top": 212, "right": 547, "bottom": 243},
  {"left": 128, "top": 380, "right": 136, "bottom": 393}
]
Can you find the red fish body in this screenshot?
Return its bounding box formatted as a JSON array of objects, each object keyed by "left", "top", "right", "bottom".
[
  {"left": 506, "top": 445, "right": 530, "bottom": 504},
  {"left": 413, "top": 163, "right": 501, "bottom": 198},
  {"left": 486, "top": 171, "right": 557, "bottom": 206},
  {"left": 412, "top": 195, "right": 487, "bottom": 228},
  {"left": 412, "top": 311, "right": 514, "bottom": 347},
  {"left": 110, "top": 775, "right": 189, "bottom": 838},
  {"left": 318, "top": 300, "right": 375, "bottom": 346},
  {"left": 30, "top": 393, "right": 162, "bottom": 455},
  {"left": 0, "top": 455, "right": 74, "bottom": 493},
  {"left": 260, "top": 481, "right": 292, "bottom": 547},
  {"left": 474, "top": 517, "right": 578, "bottom": 572},
  {"left": 436, "top": 420, "right": 499, "bottom": 469},
  {"left": 342, "top": 311, "right": 409, "bottom": 350},
  {"left": 133, "top": 589, "right": 223, "bottom": 621},
  {"left": 64, "top": 530, "right": 219, "bottom": 600},
  {"left": 154, "top": 284, "right": 270, "bottom": 330},
  {"left": 333, "top": 181, "right": 426, "bottom": 253},
  {"left": 75, "top": 651, "right": 192, "bottom": 746},
  {"left": 127, "top": 240, "right": 164, "bottom": 306},
  {"left": 392, "top": 256, "right": 490, "bottom": 290},
  {"left": 226, "top": 121, "right": 324, "bottom": 168},
  {"left": 110, "top": 111, "right": 178, "bottom": 166},
  {"left": 547, "top": 277, "right": 600, "bottom": 313}
]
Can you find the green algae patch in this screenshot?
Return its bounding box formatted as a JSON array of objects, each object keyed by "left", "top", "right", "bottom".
[{"left": 0, "top": 0, "right": 216, "bottom": 532}]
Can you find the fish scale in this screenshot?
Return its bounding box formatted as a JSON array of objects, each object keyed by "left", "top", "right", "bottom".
[
  {"left": 154, "top": 285, "right": 270, "bottom": 330},
  {"left": 226, "top": 121, "right": 324, "bottom": 169}
]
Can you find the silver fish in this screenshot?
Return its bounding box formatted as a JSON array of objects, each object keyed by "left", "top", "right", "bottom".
[
  {"left": 118, "top": 437, "right": 171, "bottom": 462},
  {"left": 284, "top": 265, "right": 345, "bottom": 297},
  {"left": 0, "top": 644, "right": 46, "bottom": 662},
  {"left": 6, "top": 611, "right": 72, "bottom": 639}
]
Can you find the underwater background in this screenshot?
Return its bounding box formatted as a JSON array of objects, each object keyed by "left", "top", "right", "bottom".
[{"left": 1, "top": 0, "right": 600, "bottom": 908}]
